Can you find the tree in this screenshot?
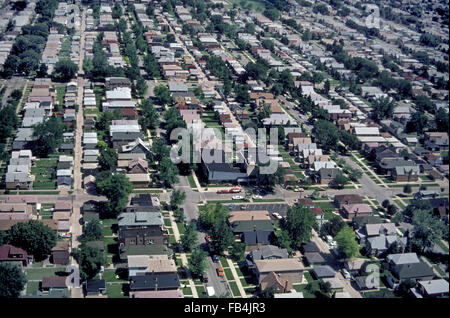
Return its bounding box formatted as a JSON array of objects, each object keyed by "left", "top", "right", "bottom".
[
  {"left": 173, "top": 208, "right": 185, "bottom": 223},
  {"left": 158, "top": 157, "right": 179, "bottom": 188},
  {"left": 181, "top": 222, "right": 198, "bottom": 252},
  {"left": 170, "top": 189, "right": 186, "bottom": 209},
  {"left": 435, "top": 108, "right": 449, "bottom": 132},
  {"left": 391, "top": 212, "right": 404, "bottom": 225},
  {"left": 371, "top": 96, "right": 397, "bottom": 121},
  {"left": 318, "top": 280, "right": 332, "bottom": 298},
  {"left": 403, "top": 184, "right": 412, "bottom": 193},
  {"left": 163, "top": 107, "right": 186, "bottom": 136},
  {"left": 98, "top": 147, "right": 118, "bottom": 171},
  {"left": 210, "top": 218, "right": 234, "bottom": 255},
  {"left": 387, "top": 204, "right": 398, "bottom": 216},
  {"left": 259, "top": 286, "right": 275, "bottom": 298},
  {"left": 37, "top": 63, "right": 48, "bottom": 77},
  {"left": 53, "top": 59, "right": 78, "bottom": 82},
  {"left": 96, "top": 172, "right": 133, "bottom": 216},
  {"left": 8, "top": 220, "right": 56, "bottom": 261},
  {"left": 230, "top": 242, "right": 246, "bottom": 261},
  {"left": 406, "top": 111, "right": 428, "bottom": 134},
  {"left": 234, "top": 83, "right": 250, "bottom": 104},
  {"left": 257, "top": 164, "right": 285, "bottom": 189},
  {"left": 414, "top": 95, "right": 434, "bottom": 113},
  {"left": 154, "top": 84, "right": 172, "bottom": 105},
  {"left": 283, "top": 204, "right": 317, "bottom": 249},
  {"left": 198, "top": 203, "right": 228, "bottom": 231},
  {"left": 411, "top": 209, "right": 447, "bottom": 253},
  {"left": 188, "top": 248, "right": 207, "bottom": 277},
  {"left": 313, "top": 120, "right": 339, "bottom": 151},
  {"left": 135, "top": 77, "right": 148, "bottom": 98},
  {"left": 73, "top": 244, "right": 105, "bottom": 281},
  {"left": 323, "top": 78, "right": 330, "bottom": 94},
  {"left": 274, "top": 229, "right": 292, "bottom": 253},
  {"left": 339, "top": 130, "right": 360, "bottom": 150},
  {"left": 330, "top": 173, "right": 349, "bottom": 189},
  {"left": 347, "top": 167, "right": 362, "bottom": 182},
  {"left": 313, "top": 3, "right": 330, "bottom": 15},
  {"left": 263, "top": 8, "right": 280, "bottom": 20},
  {"left": 32, "top": 116, "right": 65, "bottom": 157},
  {"left": 140, "top": 99, "right": 160, "bottom": 130},
  {"left": 83, "top": 219, "right": 103, "bottom": 241},
  {"left": 0, "top": 263, "right": 27, "bottom": 298},
  {"left": 322, "top": 215, "right": 345, "bottom": 237},
  {"left": 335, "top": 226, "right": 359, "bottom": 260}
]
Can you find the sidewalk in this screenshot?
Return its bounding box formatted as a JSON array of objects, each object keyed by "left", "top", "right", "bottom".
[
  {"left": 223, "top": 253, "right": 247, "bottom": 298},
  {"left": 168, "top": 209, "right": 198, "bottom": 298}
]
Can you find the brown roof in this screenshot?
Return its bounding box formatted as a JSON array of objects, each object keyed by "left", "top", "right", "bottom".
[
  {"left": 255, "top": 258, "right": 304, "bottom": 273},
  {"left": 42, "top": 276, "right": 67, "bottom": 288},
  {"left": 334, "top": 194, "right": 363, "bottom": 203},
  {"left": 0, "top": 219, "right": 58, "bottom": 231},
  {"left": 55, "top": 201, "right": 72, "bottom": 211},
  {"left": 260, "top": 272, "right": 293, "bottom": 293},
  {"left": 51, "top": 241, "right": 70, "bottom": 251},
  {"left": 228, "top": 210, "right": 271, "bottom": 223}
]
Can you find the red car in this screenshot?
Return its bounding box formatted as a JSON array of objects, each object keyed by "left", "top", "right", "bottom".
[
  {"left": 230, "top": 188, "right": 241, "bottom": 193},
  {"left": 205, "top": 235, "right": 212, "bottom": 243},
  {"left": 217, "top": 189, "right": 229, "bottom": 194}
]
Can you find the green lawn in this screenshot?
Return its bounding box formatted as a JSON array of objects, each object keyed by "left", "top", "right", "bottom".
[
  {"left": 228, "top": 281, "right": 241, "bottom": 297},
  {"left": 292, "top": 284, "right": 316, "bottom": 298},
  {"left": 219, "top": 256, "right": 228, "bottom": 268},
  {"left": 103, "top": 270, "right": 127, "bottom": 283},
  {"left": 195, "top": 285, "right": 206, "bottom": 298},
  {"left": 435, "top": 240, "right": 449, "bottom": 253},
  {"left": 362, "top": 288, "right": 400, "bottom": 298},
  {"left": 182, "top": 286, "right": 193, "bottom": 296},
  {"left": 24, "top": 267, "right": 67, "bottom": 280},
  {"left": 26, "top": 281, "right": 40, "bottom": 295},
  {"left": 224, "top": 268, "right": 234, "bottom": 281},
  {"left": 163, "top": 218, "right": 172, "bottom": 227},
  {"left": 106, "top": 283, "right": 127, "bottom": 298},
  {"left": 187, "top": 174, "right": 197, "bottom": 189}
]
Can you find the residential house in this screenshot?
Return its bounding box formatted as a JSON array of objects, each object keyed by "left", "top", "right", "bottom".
[
  {"left": 253, "top": 258, "right": 304, "bottom": 284},
  {"left": 129, "top": 273, "right": 180, "bottom": 292},
  {"left": 85, "top": 279, "right": 107, "bottom": 297},
  {"left": 334, "top": 194, "right": 363, "bottom": 209},
  {"left": 0, "top": 244, "right": 33, "bottom": 267},
  {"left": 341, "top": 204, "right": 373, "bottom": 219}
]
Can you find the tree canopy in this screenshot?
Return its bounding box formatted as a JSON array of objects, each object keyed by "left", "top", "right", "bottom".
[
  {"left": 96, "top": 172, "right": 133, "bottom": 216},
  {"left": 73, "top": 244, "right": 105, "bottom": 281},
  {"left": 0, "top": 263, "right": 27, "bottom": 298},
  {"left": 335, "top": 226, "right": 360, "bottom": 260},
  {"left": 32, "top": 116, "right": 65, "bottom": 157},
  {"left": 8, "top": 220, "right": 57, "bottom": 261},
  {"left": 283, "top": 204, "right": 317, "bottom": 249},
  {"left": 53, "top": 59, "right": 78, "bottom": 82}
]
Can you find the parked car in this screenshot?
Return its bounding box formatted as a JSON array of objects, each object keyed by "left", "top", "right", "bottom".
[
  {"left": 201, "top": 274, "right": 209, "bottom": 283},
  {"left": 212, "top": 255, "right": 219, "bottom": 263},
  {"left": 228, "top": 204, "right": 234, "bottom": 210},
  {"left": 272, "top": 212, "right": 283, "bottom": 220},
  {"left": 240, "top": 205, "right": 247, "bottom": 210},
  {"left": 252, "top": 195, "right": 263, "bottom": 199},
  {"left": 205, "top": 235, "right": 212, "bottom": 243},
  {"left": 341, "top": 268, "right": 351, "bottom": 279},
  {"left": 230, "top": 188, "right": 241, "bottom": 193},
  {"left": 232, "top": 195, "right": 244, "bottom": 200},
  {"left": 216, "top": 267, "right": 225, "bottom": 277}
]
